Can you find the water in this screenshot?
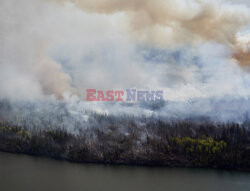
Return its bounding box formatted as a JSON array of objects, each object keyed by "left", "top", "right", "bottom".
[{"left": 0, "top": 152, "right": 249, "bottom": 191}]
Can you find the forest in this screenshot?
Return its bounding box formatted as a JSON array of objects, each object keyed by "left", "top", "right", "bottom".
[{"left": 0, "top": 114, "right": 249, "bottom": 170}]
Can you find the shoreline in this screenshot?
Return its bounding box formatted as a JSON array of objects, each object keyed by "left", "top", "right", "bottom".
[
  {"left": 0, "top": 120, "right": 250, "bottom": 171},
  {"left": 0, "top": 150, "right": 250, "bottom": 172}
]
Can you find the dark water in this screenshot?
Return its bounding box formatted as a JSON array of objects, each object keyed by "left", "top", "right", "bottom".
[{"left": 0, "top": 152, "right": 250, "bottom": 191}]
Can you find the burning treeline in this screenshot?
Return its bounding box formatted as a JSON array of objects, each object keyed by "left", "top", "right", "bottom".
[
  {"left": 0, "top": 102, "right": 250, "bottom": 169},
  {"left": 1, "top": 0, "right": 250, "bottom": 169}
]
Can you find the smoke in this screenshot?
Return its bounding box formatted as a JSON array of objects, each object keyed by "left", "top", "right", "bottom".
[
  {"left": 234, "top": 33, "right": 250, "bottom": 67},
  {"left": 55, "top": 0, "right": 249, "bottom": 45},
  {"left": 55, "top": 0, "right": 250, "bottom": 69},
  {"left": 1, "top": 0, "right": 250, "bottom": 125},
  {"left": 0, "top": 0, "right": 73, "bottom": 99}
]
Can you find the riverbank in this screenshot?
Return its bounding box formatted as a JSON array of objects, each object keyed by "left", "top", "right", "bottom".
[{"left": 0, "top": 120, "right": 250, "bottom": 170}]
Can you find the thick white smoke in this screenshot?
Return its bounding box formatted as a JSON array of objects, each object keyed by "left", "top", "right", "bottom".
[
  {"left": 0, "top": 0, "right": 74, "bottom": 99},
  {"left": 1, "top": 0, "right": 250, "bottom": 123}
]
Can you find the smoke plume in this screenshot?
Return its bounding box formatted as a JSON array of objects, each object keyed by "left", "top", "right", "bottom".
[
  {"left": 55, "top": 0, "right": 250, "bottom": 64},
  {"left": 0, "top": 0, "right": 73, "bottom": 99},
  {"left": 1, "top": 0, "right": 250, "bottom": 124}
]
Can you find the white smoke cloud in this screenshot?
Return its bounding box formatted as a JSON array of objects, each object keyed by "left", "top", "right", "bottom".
[
  {"left": 0, "top": 0, "right": 74, "bottom": 99},
  {"left": 1, "top": 0, "right": 250, "bottom": 123}
]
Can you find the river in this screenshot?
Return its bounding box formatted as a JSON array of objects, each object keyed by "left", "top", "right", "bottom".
[{"left": 0, "top": 152, "right": 249, "bottom": 191}]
